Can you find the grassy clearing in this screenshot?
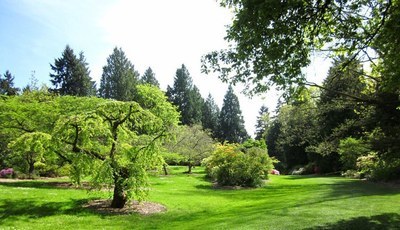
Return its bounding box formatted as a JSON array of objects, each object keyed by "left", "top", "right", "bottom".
[{"left": 0, "top": 166, "right": 399, "bottom": 229}]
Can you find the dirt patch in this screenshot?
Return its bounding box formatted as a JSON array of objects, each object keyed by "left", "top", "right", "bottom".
[{"left": 83, "top": 199, "right": 167, "bottom": 215}]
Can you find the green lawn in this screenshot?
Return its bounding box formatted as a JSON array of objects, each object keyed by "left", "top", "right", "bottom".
[{"left": 1, "top": 166, "right": 399, "bottom": 229}]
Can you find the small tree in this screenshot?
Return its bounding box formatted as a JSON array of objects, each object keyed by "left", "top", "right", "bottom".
[
  {"left": 52, "top": 85, "right": 179, "bottom": 208},
  {"left": 164, "top": 125, "right": 215, "bottom": 173},
  {"left": 8, "top": 132, "right": 52, "bottom": 178}
]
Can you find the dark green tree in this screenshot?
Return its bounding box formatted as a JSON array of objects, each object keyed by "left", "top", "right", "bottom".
[
  {"left": 99, "top": 47, "right": 140, "bottom": 101},
  {"left": 254, "top": 105, "right": 270, "bottom": 140},
  {"left": 167, "top": 64, "right": 203, "bottom": 125},
  {"left": 217, "top": 85, "right": 248, "bottom": 143},
  {"left": 50, "top": 45, "right": 95, "bottom": 96},
  {"left": 140, "top": 67, "right": 160, "bottom": 88},
  {"left": 0, "top": 71, "right": 19, "bottom": 95},
  {"left": 202, "top": 93, "right": 220, "bottom": 138}
]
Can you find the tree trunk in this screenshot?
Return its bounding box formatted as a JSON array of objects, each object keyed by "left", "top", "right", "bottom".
[
  {"left": 111, "top": 176, "right": 127, "bottom": 208},
  {"left": 163, "top": 164, "right": 168, "bottom": 175},
  {"left": 28, "top": 161, "right": 35, "bottom": 179},
  {"left": 187, "top": 163, "right": 193, "bottom": 174}
]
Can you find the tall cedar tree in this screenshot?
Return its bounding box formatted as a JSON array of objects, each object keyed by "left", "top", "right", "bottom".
[
  {"left": 0, "top": 71, "right": 19, "bottom": 95},
  {"left": 254, "top": 105, "right": 269, "bottom": 140},
  {"left": 99, "top": 47, "right": 139, "bottom": 101},
  {"left": 50, "top": 45, "right": 96, "bottom": 96},
  {"left": 202, "top": 93, "right": 220, "bottom": 138},
  {"left": 217, "top": 85, "right": 248, "bottom": 143},
  {"left": 166, "top": 64, "right": 203, "bottom": 125},
  {"left": 140, "top": 67, "right": 160, "bottom": 88}
]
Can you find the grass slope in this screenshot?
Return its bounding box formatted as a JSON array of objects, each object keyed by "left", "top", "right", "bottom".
[{"left": 0, "top": 166, "right": 399, "bottom": 229}]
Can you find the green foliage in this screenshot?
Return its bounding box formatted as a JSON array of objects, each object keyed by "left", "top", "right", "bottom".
[
  {"left": 254, "top": 105, "right": 269, "bottom": 140},
  {"left": 201, "top": 93, "right": 220, "bottom": 138},
  {"left": 7, "top": 132, "right": 52, "bottom": 177},
  {"left": 140, "top": 67, "right": 160, "bottom": 88},
  {"left": 0, "top": 70, "right": 19, "bottom": 96},
  {"left": 166, "top": 64, "right": 204, "bottom": 126},
  {"left": 163, "top": 125, "right": 215, "bottom": 173},
  {"left": 217, "top": 85, "right": 248, "bottom": 143},
  {"left": 99, "top": 47, "right": 140, "bottom": 101},
  {"left": 50, "top": 45, "right": 96, "bottom": 96},
  {"left": 338, "top": 137, "right": 371, "bottom": 171},
  {"left": 203, "top": 143, "right": 274, "bottom": 187}
]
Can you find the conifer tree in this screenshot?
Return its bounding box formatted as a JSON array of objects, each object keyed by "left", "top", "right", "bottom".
[
  {"left": 202, "top": 93, "right": 220, "bottom": 138},
  {"left": 140, "top": 67, "right": 160, "bottom": 88},
  {"left": 254, "top": 105, "right": 270, "bottom": 140},
  {"left": 217, "top": 85, "right": 248, "bottom": 143},
  {"left": 167, "top": 64, "right": 203, "bottom": 125},
  {"left": 50, "top": 45, "right": 95, "bottom": 96},
  {"left": 99, "top": 47, "right": 139, "bottom": 101},
  {"left": 0, "top": 70, "right": 19, "bottom": 95}
]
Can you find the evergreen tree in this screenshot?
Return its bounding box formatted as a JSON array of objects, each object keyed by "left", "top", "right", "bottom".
[
  {"left": 217, "top": 85, "right": 248, "bottom": 143},
  {"left": 167, "top": 64, "right": 203, "bottom": 125},
  {"left": 254, "top": 105, "right": 270, "bottom": 140},
  {"left": 140, "top": 67, "right": 160, "bottom": 88},
  {"left": 0, "top": 70, "right": 19, "bottom": 95},
  {"left": 50, "top": 45, "right": 95, "bottom": 96},
  {"left": 99, "top": 47, "right": 139, "bottom": 101},
  {"left": 202, "top": 93, "right": 220, "bottom": 138}
]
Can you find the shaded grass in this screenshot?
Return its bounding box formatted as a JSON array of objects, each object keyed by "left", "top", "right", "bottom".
[{"left": 0, "top": 166, "right": 399, "bottom": 229}]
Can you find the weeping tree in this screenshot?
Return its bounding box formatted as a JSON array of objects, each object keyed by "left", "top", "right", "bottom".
[{"left": 51, "top": 85, "right": 179, "bottom": 208}]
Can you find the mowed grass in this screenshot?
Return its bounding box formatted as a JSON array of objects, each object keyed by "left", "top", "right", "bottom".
[{"left": 0, "top": 166, "right": 399, "bottom": 230}]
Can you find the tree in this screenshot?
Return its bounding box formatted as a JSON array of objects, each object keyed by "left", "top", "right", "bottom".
[
  {"left": 202, "top": 93, "right": 220, "bottom": 138},
  {"left": 203, "top": 0, "right": 398, "bottom": 100},
  {"left": 140, "top": 67, "right": 160, "bottom": 88},
  {"left": 7, "top": 132, "right": 52, "bottom": 178},
  {"left": 99, "top": 47, "right": 140, "bottom": 101},
  {"left": 0, "top": 71, "right": 19, "bottom": 96},
  {"left": 167, "top": 64, "right": 203, "bottom": 125},
  {"left": 50, "top": 45, "right": 96, "bottom": 96},
  {"left": 217, "top": 85, "right": 248, "bottom": 143},
  {"left": 254, "top": 105, "right": 270, "bottom": 140},
  {"left": 163, "top": 125, "right": 215, "bottom": 173},
  {"left": 52, "top": 85, "right": 179, "bottom": 208}
]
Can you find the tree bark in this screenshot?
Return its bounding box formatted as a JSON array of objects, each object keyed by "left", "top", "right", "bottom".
[
  {"left": 111, "top": 176, "right": 127, "bottom": 208},
  {"left": 163, "top": 164, "right": 169, "bottom": 175},
  {"left": 187, "top": 163, "right": 193, "bottom": 174}
]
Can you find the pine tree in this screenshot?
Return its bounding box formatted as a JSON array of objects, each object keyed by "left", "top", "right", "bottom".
[
  {"left": 140, "top": 67, "right": 160, "bottom": 88},
  {"left": 99, "top": 47, "right": 139, "bottom": 101},
  {"left": 254, "top": 105, "right": 270, "bottom": 140},
  {"left": 0, "top": 70, "right": 19, "bottom": 95},
  {"left": 167, "top": 64, "right": 203, "bottom": 125},
  {"left": 50, "top": 45, "right": 95, "bottom": 96},
  {"left": 217, "top": 85, "right": 248, "bottom": 143},
  {"left": 202, "top": 93, "right": 220, "bottom": 138}
]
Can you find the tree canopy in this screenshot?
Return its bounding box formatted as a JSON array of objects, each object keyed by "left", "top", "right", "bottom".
[
  {"left": 50, "top": 45, "right": 96, "bottom": 96},
  {"left": 99, "top": 47, "right": 140, "bottom": 101}
]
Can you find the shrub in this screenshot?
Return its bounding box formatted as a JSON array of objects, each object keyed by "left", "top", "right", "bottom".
[
  {"left": 338, "top": 137, "right": 370, "bottom": 171},
  {"left": 0, "top": 168, "right": 14, "bottom": 178},
  {"left": 203, "top": 143, "right": 275, "bottom": 187},
  {"left": 357, "top": 153, "right": 400, "bottom": 181}
]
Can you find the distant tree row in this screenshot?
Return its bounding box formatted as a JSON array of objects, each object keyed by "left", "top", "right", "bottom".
[{"left": 1, "top": 45, "right": 249, "bottom": 144}]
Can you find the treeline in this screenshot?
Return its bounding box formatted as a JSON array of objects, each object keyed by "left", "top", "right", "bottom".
[
  {"left": 0, "top": 45, "right": 249, "bottom": 145},
  {"left": 254, "top": 57, "right": 400, "bottom": 181}
]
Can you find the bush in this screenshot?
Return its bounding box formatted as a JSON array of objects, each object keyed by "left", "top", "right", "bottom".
[
  {"left": 357, "top": 153, "right": 400, "bottom": 181},
  {"left": 202, "top": 143, "right": 275, "bottom": 187},
  {"left": 0, "top": 168, "right": 14, "bottom": 178}
]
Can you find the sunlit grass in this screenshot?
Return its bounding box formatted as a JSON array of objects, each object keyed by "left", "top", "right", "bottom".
[{"left": 0, "top": 166, "right": 399, "bottom": 229}]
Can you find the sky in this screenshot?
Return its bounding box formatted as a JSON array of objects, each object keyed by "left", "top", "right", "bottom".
[{"left": 0, "top": 0, "right": 330, "bottom": 136}]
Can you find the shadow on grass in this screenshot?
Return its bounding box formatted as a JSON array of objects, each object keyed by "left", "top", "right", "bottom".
[
  {"left": 305, "top": 213, "right": 400, "bottom": 230},
  {"left": 0, "top": 180, "right": 79, "bottom": 190},
  {"left": 0, "top": 198, "right": 95, "bottom": 224}
]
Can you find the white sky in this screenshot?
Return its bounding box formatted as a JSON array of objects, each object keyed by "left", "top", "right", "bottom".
[{"left": 0, "top": 0, "right": 329, "bottom": 136}]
